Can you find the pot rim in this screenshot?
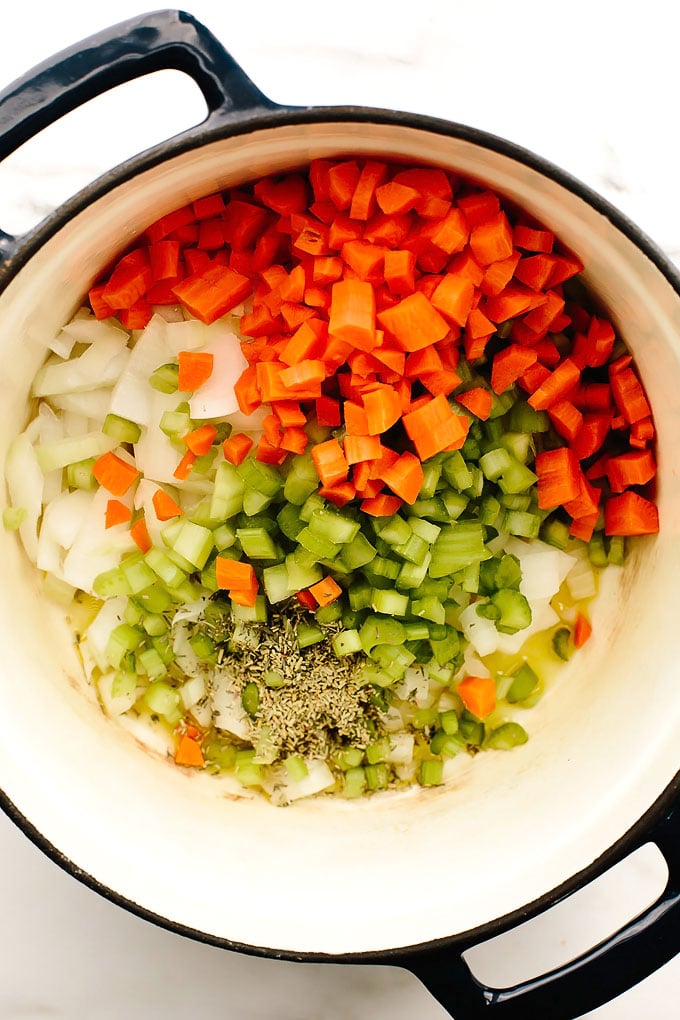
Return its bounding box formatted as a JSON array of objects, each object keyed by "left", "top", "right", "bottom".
[{"left": 1, "top": 100, "right": 679, "bottom": 963}]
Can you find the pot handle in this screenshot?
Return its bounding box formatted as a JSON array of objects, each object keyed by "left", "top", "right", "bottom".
[
  {"left": 403, "top": 796, "right": 680, "bottom": 1018},
  {"left": 0, "top": 8, "right": 274, "bottom": 257}
]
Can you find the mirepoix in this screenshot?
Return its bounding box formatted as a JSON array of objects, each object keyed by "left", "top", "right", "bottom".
[{"left": 4, "top": 157, "right": 659, "bottom": 805}]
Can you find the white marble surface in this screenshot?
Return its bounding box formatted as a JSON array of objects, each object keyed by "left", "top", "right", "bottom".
[{"left": 0, "top": 1, "right": 679, "bottom": 1017}]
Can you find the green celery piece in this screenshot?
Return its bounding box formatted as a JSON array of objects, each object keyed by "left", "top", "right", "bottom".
[
  {"left": 237, "top": 526, "right": 279, "bottom": 559},
  {"left": 284, "top": 755, "right": 309, "bottom": 782},
  {"left": 439, "top": 710, "right": 459, "bottom": 735},
  {"left": 442, "top": 450, "right": 473, "bottom": 491},
  {"left": 430, "top": 625, "right": 461, "bottom": 666},
  {"left": 502, "top": 508, "right": 541, "bottom": 539},
  {"left": 509, "top": 400, "right": 550, "bottom": 434},
  {"left": 365, "top": 738, "right": 390, "bottom": 764},
  {"left": 296, "top": 621, "right": 326, "bottom": 649},
  {"left": 263, "top": 563, "right": 295, "bottom": 604},
  {"left": 418, "top": 759, "right": 444, "bottom": 786},
  {"left": 172, "top": 520, "right": 214, "bottom": 570},
  {"left": 336, "top": 747, "right": 364, "bottom": 771},
  {"left": 210, "top": 461, "right": 245, "bottom": 521},
  {"left": 133, "top": 586, "right": 173, "bottom": 615},
  {"left": 308, "top": 507, "right": 360, "bottom": 545},
  {"left": 485, "top": 722, "right": 529, "bottom": 750},
  {"left": 242, "top": 488, "right": 273, "bottom": 516},
  {"left": 144, "top": 680, "right": 180, "bottom": 719},
  {"left": 299, "top": 492, "right": 326, "bottom": 522},
  {"left": 316, "top": 600, "right": 344, "bottom": 625},
  {"left": 343, "top": 767, "right": 367, "bottom": 798},
  {"left": 418, "top": 460, "right": 442, "bottom": 499},
  {"left": 297, "top": 525, "right": 340, "bottom": 561},
  {"left": 430, "top": 730, "right": 463, "bottom": 758},
  {"left": 409, "top": 496, "right": 450, "bottom": 523},
  {"left": 496, "top": 553, "right": 522, "bottom": 590},
  {"left": 479, "top": 494, "right": 501, "bottom": 526},
  {"left": 285, "top": 552, "right": 323, "bottom": 591},
  {"left": 145, "top": 548, "right": 187, "bottom": 588},
  {"left": 120, "top": 554, "right": 158, "bottom": 595},
  {"left": 367, "top": 555, "right": 401, "bottom": 581},
  {"left": 491, "top": 588, "right": 532, "bottom": 634},
  {"left": 407, "top": 517, "right": 441, "bottom": 545},
  {"left": 339, "top": 531, "right": 377, "bottom": 570},
  {"left": 588, "top": 532, "right": 608, "bottom": 567},
  {"left": 403, "top": 621, "right": 430, "bottom": 640},
  {"left": 440, "top": 490, "right": 469, "bottom": 520},
  {"left": 237, "top": 458, "right": 283, "bottom": 498},
  {"left": 376, "top": 515, "right": 412, "bottom": 546},
  {"left": 540, "top": 517, "right": 571, "bottom": 551},
  {"left": 105, "top": 623, "right": 145, "bottom": 668},
  {"left": 479, "top": 447, "right": 513, "bottom": 482},
  {"left": 370, "top": 643, "right": 415, "bottom": 679},
  {"left": 607, "top": 534, "right": 625, "bottom": 565},
  {"left": 500, "top": 492, "right": 532, "bottom": 511},
  {"left": 396, "top": 554, "right": 431, "bottom": 591},
  {"left": 497, "top": 458, "right": 538, "bottom": 495},
  {"left": 349, "top": 579, "right": 373, "bottom": 611},
  {"left": 93, "top": 566, "right": 132, "bottom": 598},
  {"left": 552, "top": 626, "right": 573, "bottom": 660},
  {"left": 507, "top": 662, "right": 540, "bottom": 703},
  {"left": 283, "top": 452, "right": 319, "bottom": 506},
  {"left": 159, "top": 408, "right": 192, "bottom": 438},
  {"left": 66, "top": 457, "right": 97, "bottom": 491},
  {"left": 142, "top": 614, "right": 168, "bottom": 637},
  {"left": 231, "top": 595, "right": 268, "bottom": 623},
  {"left": 138, "top": 646, "right": 169, "bottom": 679},
  {"left": 411, "top": 595, "right": 446, "bottom": 625},
  {"left": 332, "top": 628, "right": 363, "bottom": 657},
  {"left": 213, "top": 521, "right": 237, "bottom": 551},
  {"left": 371, "top": 588, "right": 409, "bottom": 617},
  {"left": 429, "top": 521, "right": 490, "bottom": 578},
  {"left": 149, "top": 363, "right": 179, "bottom": 393},
  {"left": 365, "top": 763, "right": 391, "bottom": 791},
  {"left": 277, "top": 503, "right": 305, "bottom": 542},
  {"left": 103, "top": 413, "right": 142, "bottom": 445},
  {"left": 500, "top": 430, "right": 532, "bottom": 464},
  {"left": 241, "top": 681, "right": 260, "bottom": 717},
  {"left": 359, "top": 614, "right": 405, "bottom": 653}
]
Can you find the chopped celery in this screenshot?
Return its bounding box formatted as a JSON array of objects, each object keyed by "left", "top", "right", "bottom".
[
  {"left": 210, "top": 461, "right": 244, "bottom": 521},
  {"left": 349, "top": 580, "right": 373, "bottom": 611},
  {"left": 231, "top": 595, "right": 268, "bottom": 623},
  {"left": 103, "top": 413, "right": 142, "bottom": 445},
  {"left": 359, "top": 615, "right": 405, "bottom": 653},
  {"left": 120, "top": 554, "right": 158, "bottom": 595},
  {"left": 66, "top": 457, "right": 97, "bottom": 491},
  {"left": 283, "top": 452, "right": 319, "bottom": 505},
  {"left": 439, "top": 710, "right": 459, "bottom": 735},
  {"left": 138, "top": 645, "right": 169, "bottom": 679},
  {"left": 241, "top": 681, "right": 260, "bottom": 717},
  {"left": 429, "top": 521, "right": 489, "bottom": 577},
  {"left": 285, "top": 553, "right": 323, "bottom": 591},
  {"left": 284, "top": 755, "right": 309, "bottom": 782},
  {"left": 237, "top": 526, "right": 279, "bottom": 559},
  {"left": 377, "top": 515, "right": 412, "bottom": 546},
  {"left": 149, "top": 363, "right": 179, "bottom": 393},
  {"left": 308, "top": 507, "right": 359, "bottom": 545},
  {"left": 371, "top": 589, "right": 409, "bottom": 617},
  {"left": 552, "top": 626, "right": 573, "bottom": 660},
  {"left": 502, "top": 508, "right": 541, "bottom": 539},
  {"left": 264, "top": 669, "right": 286, "bottom": 688},
  {"left": 263, "top": 563, "right": 295, "bottom": 604},
  {"left": 491, "top": 588, "right": 532, "bottom": 634},
  {"left": 429, "top": 730, "right": 462, "bottom": 757},
  {"left": 607, "top": 534, "right": 625, "bottom": 565},
  {"left": 408, "top": 517, "right": 441, "bottom": 545},
  {"left": 105, "top": 623, "right": 145, "bottom": 668},
  {"left": 144, "top": 679, "right": 180, "bottom": 717},
  {"left": 442, "top": 450, "right": 473, "bottom": 491},
  {"left": 339, "top": 532, "right": 377, "bottom": 570},
  {"left": 335, "top": 747, "right": 363, "bottom": 770},
  {"left": 485, "top": 722, "right": 529, "bottom": 750},
  {"left": 159, "top": 408, "right": 192, "bottom": 438},
  {"left": 418, "top": 759, "right": 444, "bottom": 786},
  {"left": 365, "top": 763, "right": 391, "bottom": 790},
  {"left": 411, "top": 595, "right": 445, "bottom": 625},
  {"left": 332, "top": 629, "right": 362, "bottom": 657},
  {"left": 171, "top": 520, "right": 213, "bottom": 570},
  {"left": 276, "top": 503, "right": 305, "bottom": 541},
  {"left": 316, "top": 601, "right": 344, "bottom": 624},
  {"left": 297, "top": 526, "right": 340, "bottom": 561},
  {"left": 343, "top": 766, "right": 367, "bottom": 798},
  {"left": 507, "top": 663, "right": 540, "bottom": 702},
  {"left": 296, "top": 621, "right": 326, "bottom": 648},
  {"left": 145, "top": 548, "right": 187, "bottom": 589}
]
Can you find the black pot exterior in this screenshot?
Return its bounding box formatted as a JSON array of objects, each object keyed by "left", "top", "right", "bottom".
[{"left": 0, "top": 11, "right": 678, "bottom": 1019}]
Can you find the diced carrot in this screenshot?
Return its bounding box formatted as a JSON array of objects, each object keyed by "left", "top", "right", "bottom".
[
  {"left": 88, "top": 284, "right": 116, "bottom": 320},
  {"left": 402, "top": 393, "right": 469, "bottom": 460},
  {"left": 528, "top": 357, "right": 580, "bottom": 411},
  {"left": 130, "top": 516, "right": 152, "bottom": 554},
  {"left": 547, "top": 399, "right": 583, "bottom": 443},
  {"left": 174, "top": 733, "right": 205, "bottom": 768},
  {"left": 215, "top": 557, "right": 258, "bottom": 595},
  {"left": 311, "top": 438, "right": 349, "bottom": 487},
  {"left": 457, "top": 190, "right": 500, "bottom": 227},
  {"left": 152, "top": 488, "right": 184, "bottom": 521},
  {"left": 469, "top": 211, "right": 514, "bottom": 266},
  {"left": 563, "top": 470, "right": 601, "bottom": 520},
  {"left": 255, "top": 434, "right": 288, "bottom": 466},
  {"left": 183, "top": 423, "right": 218, "bottom": 456},
  {"left": 513, "top": 253, "right": 557, "bottom": 291},
  {"left": 571, "top": 413, "right": 611, "bottom": 460},
  {"left": 421, "top": 369, "right": 462, "bottom": 397},
  {"left": 349, "top": 160, "right": 389, "bottom": 220},
  {"left": 362, "top": 384, "right": 402, "bottom": 435},
  {"left": 343, "top": 433, "right": 383, "bottom": 465},
  {"left": 606, "top": 449, "right": 656, "bottom": 492},
  {"left": 223, "top": 433, "right": 254, "bottom": 465},
  {"left": 457, "top": 675, "right": 496, "bottom": 719},
  {"left": 513, "top": 224, "right": 555, "bottom": 252},
  {"left": 93, "top": 451, "right": 139, "bottom": 497},
  {"left": 101, "top": 248, "right": 153, "bottom": 310},
  {"left": 145, "top": 205, "right": 195, "bottom": 243},
  {"left": 456, "top": 387, "right": 493, "bottom": 420},
  {"left": 309, "top": 575, "right": 344, "bottom": 607},
  {"left": 484, "top": 283, "right": 542, "bottom": 323},
  {"left": 279, "top": 359, "right": 328, "bottom": 391},
  {"left": 381, "top": 450, "right": 424, "bottom": 504},
  {"left": 480, "top": 251, "right": 521, "bottom": 298},
  {"left": 178, "top": 350, "right": 214, "bottom": 392},
  {"left": 172, "top": 264, "right": 252, "bottom": 324},
  {"left": 280, "top": 427, "right": 309, "bottom": 454},
  {"left": 609, "top": 364, "right": 651, "bottom": 424},
  {"left": 604, "top": 491, "right": 659, "bottom": 536},
  {"left": 328, "top": 278, "right": 376, "bottom": 351},
  {"left": 375, "top": 180, "right": 420, "bottom": 215},
  {"left": 105, "top": 499, "right": 132, "bottom": 529},
  {"left": 318, "top": 480, "right": 356, "bottom": 507},
  {"left": 573, "top": 612, "right": 593, "bottom": 648},
  {"left": 173, "top": 450, "right": 197, "bottom": 480},
  {"left": 341, "top": 239, "right": 387, "bottom": 283},
  {"left": 534, "top": 447, "right": 581, "bottom": 509},
  {"left": 149, "top": 240, "right": 181, "bottom": 281},
  {"left": 360, "top": 493, "right": 403, "bottom": 516},
  {"left": 569, "top": 512, "right": 599, "bottom": 543},
  {"left": 377, "top": 290, "right": 449, "bottom": 352},
  {"left": 405, "top": 346, "right": 443, "bottom": 377},
  {"left": 491, "top": 344, "right": 538, "bottom": 394},
  {"left": 430, "top": 272, "right": 475, "bottom": 326}
]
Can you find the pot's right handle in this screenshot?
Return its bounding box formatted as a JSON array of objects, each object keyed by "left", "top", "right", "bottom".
[
  {"left": 0, "top": 8, "right": 276, "bottom": 259},
  {"left": 404, "top": 796, "right": 680, "bottom": 1019}
]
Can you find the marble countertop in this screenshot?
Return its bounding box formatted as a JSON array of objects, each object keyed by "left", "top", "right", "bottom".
[{"left": 0, "top": 2, "right": 678, "bottom": 1017}]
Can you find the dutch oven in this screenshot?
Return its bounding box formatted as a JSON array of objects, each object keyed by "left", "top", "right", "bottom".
[{"left": 0, "top": 11, "right": 678, "bottom": 1018}]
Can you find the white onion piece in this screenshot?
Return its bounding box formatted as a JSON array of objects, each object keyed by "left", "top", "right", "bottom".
[
  {"left": 4, "top": 432, "right": 44, "bottom": 563},
  {"left": 97, "top": 671, "right": 138, "bottom": 717},
  {"left": 505, "top": 536, "right": 576, "bottom": 602},
  {"left": 164, "top": 317, "right": 208, "bottom": 354},
  {"left": 109, "top": 314, "right": 171, "bottom": 425},
  {"left": 152, "top": 303, "right": 185, "bottom": 324},
  {"left": 284, "top": 759, "right": 335, "bottom": 802},
  {"left": 210, "top": 671, "right": 251, "bottom": 740},
  {"left": 60, "top": 313, "right": 129, "bottom": 346},
  {"left": 459, "top": 603, "right": 502, "bottom": 657},
  {"left": 180, "top": 674, "right": 206, "bottom": 711},
  {"left": 37, "top": 489, "right": 92, "bottom": 575},
  {"left": 118, "top": 711, "right": 175, "bottom": 757},
  {"left": 188, "top": 322, "right": 249, "bottom": 420},
  {"left": 133, "top": 477, "right": 166, "bottom": 549},
  {"left": 132, "top": 389, "right": 186, "bottom": 484},
  {"left": 394, "top": 667, "right": 430, "bottom": 707},
  {"left": 32, "top": 331, "right": 129, "bottom": 396},
  {"left": 386, "top": 732, "right": 415, "bottom": 764},
  {"left": 61, "top": 487, "right": 136, "bottom": 593},
  {"left": 82, "top": 595, "right": 127, "bottom": 672},
  {"left": 222, "top": 403, "right": 269, "bottom": 435},
  {"left": 48, "top": 387, "right": 113, "bottom": 423},
  {"left": 566, "top": 556, "right": 597, "bottom": 601}
]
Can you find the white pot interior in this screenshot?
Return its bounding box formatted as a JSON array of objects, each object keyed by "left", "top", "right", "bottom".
[{"left": 0, "top": 121, "right": 678, "bottom": 956}]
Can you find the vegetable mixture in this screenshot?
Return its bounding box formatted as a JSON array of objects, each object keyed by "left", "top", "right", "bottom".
[{"left": 4, "top": 157, "right": 659, "bottom": 805}]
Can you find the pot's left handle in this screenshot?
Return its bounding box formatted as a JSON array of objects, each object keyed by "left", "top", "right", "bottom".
[{"left": 0, "top": 8, "right": 276, "bottom": 260}]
